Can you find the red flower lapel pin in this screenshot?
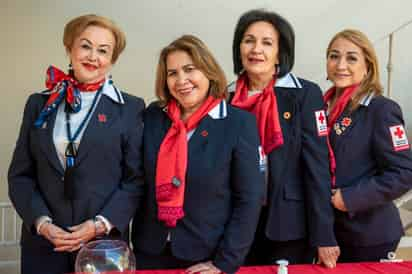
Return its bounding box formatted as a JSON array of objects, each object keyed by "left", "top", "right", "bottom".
[
  {"left": 341, "top": 117, "right": 352, "bottom": 127},
  {"left": 98, "top": 114, "right": 107, "bottom": 123}
]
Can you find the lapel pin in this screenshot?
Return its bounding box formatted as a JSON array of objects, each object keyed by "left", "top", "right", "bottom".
[
  {"left": 283, "top": 112, "right": 291, "bottom": 119},
  {"left": 341, "top": 117, "right": 352, "bottom": 127},
  {"left": 98, "top": 114, "right": 107, "bottom": 123},
  {"left": 172, "top": 176, "right": 181, "bottom": 188},
  {"left": 201, "top": 130, "right": 208, "bottom": 137}
]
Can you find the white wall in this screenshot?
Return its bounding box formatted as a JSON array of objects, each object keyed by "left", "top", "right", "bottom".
[{"left": 1, "top": 0, "right": 412, "bottom": 201}]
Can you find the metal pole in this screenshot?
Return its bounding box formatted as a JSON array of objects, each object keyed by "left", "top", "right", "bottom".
[{"left": 387, "top": 33, "right": 394, "bottom": 98}]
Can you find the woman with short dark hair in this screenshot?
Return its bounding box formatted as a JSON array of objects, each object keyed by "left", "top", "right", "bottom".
[{"left": 228, "top": 9, "right": 339, "bottom": 267}]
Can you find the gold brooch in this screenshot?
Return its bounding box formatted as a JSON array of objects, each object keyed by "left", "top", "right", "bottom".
[{"left": 283, "top": 112, "right": 291, "bottom": 119}]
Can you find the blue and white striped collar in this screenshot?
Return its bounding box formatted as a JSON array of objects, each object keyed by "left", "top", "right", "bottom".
[
  {"left": 227, "top": 72, "right": 302, "bottom": 92},
  {"left": 208, "top": 100, "right": 227, "bottom": 119},
  {"left": 101, "top": 79, "right": 124, "bottom": 104},
  {"left": 162, "top": 99, "right": 228, "bottom": 119},
  {"left": 359, "top": 92, "right": 374, "bottom": 106},
  {"left": 275, "top": 73, "right": 302, "bottom": 88}
]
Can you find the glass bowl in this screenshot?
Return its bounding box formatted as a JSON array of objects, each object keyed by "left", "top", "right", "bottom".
[{"left": 75, "top": 239, "right": 136, "bottom": 273}]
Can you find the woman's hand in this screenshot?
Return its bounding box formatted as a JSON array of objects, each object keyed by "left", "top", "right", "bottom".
[
  {"left": 318, "top": 246, "right": 340, "bottom": 268},
  {"left": 331, "top": 189, "right": 348, "bottom": 212},
  {"left": 39, "top": 222, "right": 79, "bottom": 252},
  {"left": 185, "top": 261, "right": 222, "bottom": 274},
  {"left": 52, "top": 220, "right": 97, "bottom": 252}
]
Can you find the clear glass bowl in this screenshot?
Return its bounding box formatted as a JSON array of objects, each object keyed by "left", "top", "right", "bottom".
[{"left": 75, "top": 239, "right": 136, "bottom": 273}]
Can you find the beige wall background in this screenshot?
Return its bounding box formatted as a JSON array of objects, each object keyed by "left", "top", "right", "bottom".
[{"left": 1, "top": 0, "right": 412, "bottom": 204}]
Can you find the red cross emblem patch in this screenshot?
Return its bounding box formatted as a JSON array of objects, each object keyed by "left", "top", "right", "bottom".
[
  {"left": 315, "top": 110, "right": 328, "bottom": 136},
  {"left": 389, "top": 125, "right": 410, "bottom": 151}
]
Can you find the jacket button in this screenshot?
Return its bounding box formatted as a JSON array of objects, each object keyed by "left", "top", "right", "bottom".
[{"left": 172, "top": 177, "right": 181, "bottom": 188}]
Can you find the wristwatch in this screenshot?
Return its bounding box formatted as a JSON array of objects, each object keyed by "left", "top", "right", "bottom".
[{"left": 93, "top": 217, "right": 107, "bottom": 236}]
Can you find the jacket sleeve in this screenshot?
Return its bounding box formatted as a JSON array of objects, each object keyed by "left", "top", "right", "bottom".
[
  {"left": 342, "top": 99, "right": 412, "bottom": 212},
  {"left": 213, "top": 113, "right": 265, "bottom": 274},
  {"left": 98, "top": 96, "right": 146, "bottom": 234},
  {"left": 8, "top": 94, "right": 52, "bottom": 234},
  {"left": 300, "top": 82, "right": 337, "bottom": 247}
]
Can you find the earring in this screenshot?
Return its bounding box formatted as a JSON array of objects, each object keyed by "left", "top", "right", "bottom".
[
  {"left": 108, "top": 74, "right": 113, "bottom": 85},
  {"left": 68, "top": 63, "right": 74, "bottom": 76},
  {"left": 275, "top": 64, "right": 280, "bottom": 75}
]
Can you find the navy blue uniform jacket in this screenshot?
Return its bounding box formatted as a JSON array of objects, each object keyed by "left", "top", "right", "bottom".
[
  {"left": 228, "top": 73, "right": 337, "bottom": 247},
  {"left": 8, "top": 84, "right": 145, "bottom": 256},
  {"left": 331, "top": 94, "right": 412, "bottom": 246},
  {"left": 132, "top": 100, "right": 264, "bottom": 274}
]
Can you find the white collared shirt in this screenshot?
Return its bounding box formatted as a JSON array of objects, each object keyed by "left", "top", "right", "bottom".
[{"left": 52, "top": 79, "right": 124, "bottom": 168}]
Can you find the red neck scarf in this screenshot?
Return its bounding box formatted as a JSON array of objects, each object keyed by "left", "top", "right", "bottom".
[
  {"left": 231, "top": 72, "right": 283, "bottom": 155},
  {"left": 46, "top": 65, "right": 105, "bottom": 105},
  {"left": 156, "top": 96, "right": 221, "bottom": 227},
  {"left": 323, "top": 84, "right": 359, "bottom": 186},
  {"left": 34, "top": 65, "right": 105, "bottom": 128}
]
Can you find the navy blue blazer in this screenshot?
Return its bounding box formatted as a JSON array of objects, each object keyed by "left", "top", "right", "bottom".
[
  {"left": 331, "top": 94, "right": 412, "bottom": 246},
  {"left": 8, "top": 83, "right": 144, "bottom": 250},
  {"left": 228, "top": 73, "right": 337, "bottom": 247},
  {"left": 131, "top": 100, "right": 264, "bottom": 274}
]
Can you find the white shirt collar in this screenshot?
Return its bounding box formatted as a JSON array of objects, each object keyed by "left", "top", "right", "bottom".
[
  {"left": 275, "top": 72, "right": 302, "bottom": 88},
  {"left": 208, "top": 100, "right": 227, "bottom": 119},
  {"left": 162, "top": 99, "right": 228, "bottom": 120},
  {"left": 359, "top": 92, "right": 374, "bottom": 106},
  {"left": 228, "top": 72, "right": 303, "bottom": 92},
  {"left": 101, "top": 79, "right": 124, "bottom": 104}
]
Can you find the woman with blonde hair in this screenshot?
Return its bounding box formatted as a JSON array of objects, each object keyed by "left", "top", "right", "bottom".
[
  {"left": 8, "top": 14, "right": 144, "bottom": 274},
  {"left": 324, "top": 29, "right": 412, "bottom": 262},
  {"left": 131, "top": 35, "right": 264, "bottom": 274}
]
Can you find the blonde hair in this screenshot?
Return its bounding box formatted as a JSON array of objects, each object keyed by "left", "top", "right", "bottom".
[
  {"left": 63, "top": 14, "right": 126, "bottom": 64},
  {"left": 327, "top": 29, "right": 383, "bottom": 110},
  {"left": 155, "top": 35, "right": 227, "bottom": 106}
]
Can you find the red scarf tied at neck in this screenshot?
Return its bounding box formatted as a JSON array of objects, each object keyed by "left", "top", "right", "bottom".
[
  {"left": 34, "top": 65, "right": 105, "bottom": 128},
  {"left": 156, "top": 96, "right": 221, "bottom": 227},
  {"left": 323, "top": 84, "right": 359, "bottom": 186},
  {"left": 231, "top": 72, "right": 283, "bottom": 155}
]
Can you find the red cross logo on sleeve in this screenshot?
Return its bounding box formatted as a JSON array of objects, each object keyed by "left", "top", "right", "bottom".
[
  {"left": 315, "top": 110, "right": 328, "bottom": 136},
  {"left": 394, "top": 127, "right": 404, "bottom": 138},
  {"left": 390, "top": 125, "right": 409, "bottom": 151},
  {"left": 318, "top": 111, "right": 325, "bottom": 124}
]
